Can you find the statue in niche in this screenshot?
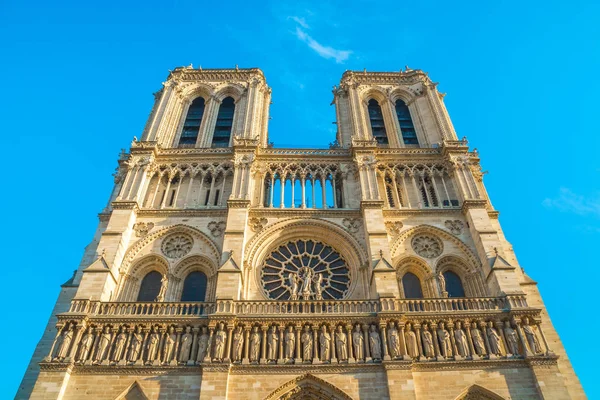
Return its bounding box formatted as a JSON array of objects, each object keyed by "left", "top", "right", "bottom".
[
  {"left": 112, "top": 327, "right": 127, "bottom": 362},
  {"left": 214, "top": 323, "right": 227, "bottom": 362},
  {"left": 179, "top": 326, "right": 193, "bottom": 363},
  {"left": 404, "top": 323, "right": 419, "bottom": 359},
  {"left": 78, "top": 327, "right": 94, "bottom": 362},
  {"left": 197, "top": 326, "right": 210, "bottom": 363},
  {"left": 129, "top": 326, "right": 143, "bottom": 362},
  {"left": 421, "top": 324, "right": 435, "bottom": 358},
  {"left": 249, "top": 326, "right": 261, "bottom": 363},
  {"left": 55, "top": 323, "right": 73, "bottom": 361},
  {"left": 300, "top": 268, "right": 314, "bottom": 300},
  {"left": 284, "top": 326, "right": 295, "bottom": 361},
  {"left": 437, "top": 322, "right": 452, "bottom": 358},
  {"left": 301, "top": 326, "right": 313, "bottom": 362},
  {"left": 437, "top": 271, "right": 446, "bottom": 293},
  {"left": 267, "top": 326, "right": 278, "bottom": 361},
  {"left": 156, "top": 275, "right": 168, "bottom": 302},
  {"left": 146, "top": 327, "right": 160, "bottom": 364},
  {"left": 470, "top": 323, "right": 486, "bottom": 356},
  {"left": 454, "top": 322, "right": 470, "bottom": 357},
  {"left": 335, "top": 326, "right": 348, "bottom": 362},
  {"left": 522, "top": 317, "right": 543, "bottom": 354},
  {"left": 369, "top": 325, "right": 382, "bottom": 360},
  {"left": 163, "top": 326, "right": 176, "bottom": 364},
  {"left": 352, "top": 325, "right": 364, "bottom": 361},
  {"left": 319, "top": 325, "right": 331, "bottom": 362},
  {"left": 504, "top": 321, "right": 520, "bottom": 356},
  {"left": 487, "top": 322, "right": 502, "bottom": 356},
  {"left": 314, "top": 273, "right": 323, "bottom": 300},
  {"left": 289, "top": 273, "right": 299, "bottom": 300},
  {"left": 387, "top": 322, "right": 401, "bottom": 359},
  {"left": 232, "top": 326, "right": 244, "bottom": 363},
  {"left": 94, "top": 326, "right": 112, "bottom": 363}
]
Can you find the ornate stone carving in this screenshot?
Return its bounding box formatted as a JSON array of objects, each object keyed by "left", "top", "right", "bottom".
[
  {"left": 387, "top": 322, "right": 401, "bottom": 360},
  {"left": 207, "top": 221, "right": 226, "bottom": 237},
  {"left": 179, "top": 326, "right": 193, "bottom": 363},
  {"left": 197, "top": 326, "right": 210, "bottom": 363},
  {"left": 405, "top": 323, "right": 419, "bottom": 359},
  {"left": 301, "top": 326, "right": 313, "bottom": 362},
  {"left": 437, "top": 322, "right": 452, "bottom": 358},
  {"left": 454, "top": 322, "right": 470, "bottom": 357},
  {"left": 161, "top": 234, "right": 193, "bottom": 258},
  {"left": 385, "top": 221, "right": 403, "bottom": 237},
  {"left": 284, "top": 326, "right": 295, "bottom": 361},
  {"left": 232, "top": 326, "right": 244, "bottom": 363},
  {"left": 411, "top": 234, "right": 443, "bottom": 258},
  {"left": 369, "top": 325, "right": 382, "bottom": 361},
  {"left": 522, "top": 317, "right": 543, "bottom": 354},
  {"left": 133, "top": 222, "right": 154, "bottom": 237},
  {"left": 248, "top": 217, "right": 268, "bottom": 232},
  {"left": 504, "top": 321, "right": 519, "bottom": 356},
  {"left": 335, "top": 326, "right": 348, "bottom": 362},
  {"left": 445, "top": 219, "right": 464, "bottom": 235},
  {"left": 213, "top": 323, "right": 227, "bottom": 362},
  {"left": 319, "top": 326, "right": 331, "bottom": 362},
  {"left": 352, "top": 325, "right": 364, "bottom": 361},
  {"left": 260, "top": 240, "right": 351, "bottom": 300},
  {"left": 342, "top": 218, "right": 361, "bottom": 234},
  {"left": 249, "top": 326, "right": 261, "bottom": 363}
]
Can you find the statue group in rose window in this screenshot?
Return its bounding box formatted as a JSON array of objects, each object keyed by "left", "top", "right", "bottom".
[{"left": 288, "top": 267, "right": 324, "bottom": 300}]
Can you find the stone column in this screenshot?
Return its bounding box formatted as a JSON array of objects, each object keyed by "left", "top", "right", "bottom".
[
  {"left": 172, "top": 329, "right": 182, "bottom": 366},
  {"left": 399, "top": 323, "right": 408, "bottom": 360},
  {"left": 224, "top": 326, "right": 234, "bottom": 363},
  {"left": 448, "top": 322, "right": 460, "bottom": 360},
  {"left": 414, "top": 323, "right": 423, "bottom": 361},
  {"left": 330, "top": 326, "right": 337, "bottom": 363},
  {"left": 44, "top": 325, "right": 64, "bottom": 362},
  {"left": 362, "top": 324, "right": 372, "bottom": 362},
  {"left": 380, "top": 323, "right": 390, "bottom": 361},
  {"left": 346, "top": 324, "right": 355, "bottom": 363},
  {"left": 190, "top": 327, "right": 199, "bottom": 364},
  {"left": 242, "top": 326, "right": 251, "bottom": 364},
  {"left": 277, "top": 325, "right": 284, "bottom": 364},
  {"left": 295, "top": 326, "right": 302, "bottom": 363},
  {"left": 536, "top": 321, "right": 553, "bottom": 356},
  {"left": 464, "top": 322, "right": 478, "bottom": 360},
  {"left": 495, "top": 320, "right": 508, "bottom": 358},
  {"left": 432, "top": 326, "right": 442, "bottom": 361},
  {"left": 65, "top": 325, "right": 84, "bottom": 363},
  {"left": 260, "top": 326, "right": 267, "bottom": 364},
  {"left": 312, "top": 328, "right": 320, "bottom": 364},
  {"left": 481, "top": 322, "right": 494, "bottom": 359},
  {"left": 203, "top": 327, "right": 214, "bottom": 363}
]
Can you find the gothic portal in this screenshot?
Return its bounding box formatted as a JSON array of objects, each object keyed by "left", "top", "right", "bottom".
[{"left": 18, "top": 67, "right": 584, "bottom": 399}]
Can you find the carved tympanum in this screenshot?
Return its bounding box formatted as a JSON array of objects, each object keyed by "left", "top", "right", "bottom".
[
  {"left": 411, "top": 234, "right": 443, "bottom": 258},
  {"left": 161, "top": 234, "right": 193, "bottom": 258}
]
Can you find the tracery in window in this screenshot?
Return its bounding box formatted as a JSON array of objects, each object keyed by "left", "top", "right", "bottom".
[
  {"left": 260, "top": 240, "right": 351, "bottom": 300},
  {"left": 368, "top": 99, "right": 388, "bottom": 145},
  {"left": 179, "top": 97, "right": 205, "bottom": 147},
  {"left": 212, "top": 97, "right": 235, "bottom": 147},
  {"left": 395, "top": 99, "right": 418, "bottom": 145}
]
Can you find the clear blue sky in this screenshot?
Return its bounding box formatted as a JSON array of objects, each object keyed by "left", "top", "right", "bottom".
[{"left": 1, "top": 0, "right": 598, "bottom": 397}]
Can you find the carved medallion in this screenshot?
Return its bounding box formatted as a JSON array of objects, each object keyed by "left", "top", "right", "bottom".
[
  {"left": 445, "top": 220, "right": 464, "bottom": 235},
  {"left": 385, "top": 221, "right": 403, "bottom": 237},
  {"left": 342, "top": 218, "right": 361, "bottom": 234},
  {"left": 161, "top": 234, "right": 193, "bottom": 259},
  {"left": 207, "top": 221, "right": 226, "bottom": 237},
  {"left": 411, "top": 235, "right": 443, "bottom": 258},
  {"left": 248, "top": 217, "right": 268, "bottom": 232},
  {"left": 133, "top": 222, "right": 154, "bottom": 237}
]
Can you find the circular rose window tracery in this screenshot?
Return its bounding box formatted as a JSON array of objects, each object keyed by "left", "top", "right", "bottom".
[
  {"left": 261, "top": 240, "right": 351, "bottom": 300},
  {"left": 411, "top": 234, "right": 443, "bottom": 258},
  {"left": 162, "top": 234, "right": 193, "bottom": 259}
]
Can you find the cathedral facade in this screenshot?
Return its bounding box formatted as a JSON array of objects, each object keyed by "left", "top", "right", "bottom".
[{"left": 18, "top": 67, "right": 585, "bottom": 399}]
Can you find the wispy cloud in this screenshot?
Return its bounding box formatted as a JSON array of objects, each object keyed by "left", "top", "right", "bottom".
[
  {"left": 542, "top": 187, "right": 600, "bottom": 217},
  {"left": 290, "top": 17, "right": 352, "bottom": 64}
]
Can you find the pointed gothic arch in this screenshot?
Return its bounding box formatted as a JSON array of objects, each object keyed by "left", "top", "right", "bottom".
[
  {"left": 264, "top": 374, "right": 353, "bottom": 400},
  {"left": 454, "top": 384, "right": 506, "bottom": 400}
]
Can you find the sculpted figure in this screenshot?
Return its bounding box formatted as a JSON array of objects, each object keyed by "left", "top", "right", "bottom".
[
  {"left": 487, "top": 322, "right": 502, "bottom": 356},
  {"left": 522, "top": 317, "right": 543, "bottom": 354},
  {"left": 214, "top": 323, "right": 227, "bottom": 361},
  {"left": 388, "top": 322, "right": 401, "bottom": 359},
  {"left": 146, "top": 327, "right": 160, "bottom": 364},
  {"left": 249, "top": 326, "right": 261, "bottom": 362},
  {"left": 470, "top": 324, "right": 486, "bottom": 355},
  {"left": 369, "top": 325, "right": 382, "bottom": 360},
  {"left": 421, "top": 324, "right": 435, "bottom": 358},
  {"left": 352, "top": 325, "right": 364, "bottom": 361},
  {"left": 129, "top": 326, "right": 143, "bottom": 362},
  {"left": 319, "top": 325, "right": 331, "bottom": 362},
  {"left": 197, "top": 326, "right": 210, "bottom": 362},
  {"left": 267, "top": 326, "right": 278, "bottom": 361},
  {"left": 284, "top": 326, "right": 295, "bottom": 360},
  {"left": 156, "top": 274, "right": 168, "bottom": 302},
  {"left": 163, "top": 327, "right": 176, "bottom": 364},
  {"left": 313, "top": 273, "right": 323, "bottom": 300},
  {"left": 179, "top": 326, "right": 193, "bottom": 363},
  {"left": 112, "top": 327, "right": 127, "bottom": 362},
  {"left": 289, "top": 273, "right": 299, "bottom": 300},
  {"left": 437, "top": 271, "right": 446, "bottom": 293},
  {"left": 404, "top": 323, "right": 419, "bottom": 359},
  {"left": 301, "top": 326, "right": 313, "bottom": 362},
  {"left": 335, "top": 326, "right": 348, "bottom": 361},
  {"left": 301, "top": 268, "right": 314, "bottom": 299},
  {"left": 454, "top": 322, "right": 470, "bottom": 357},
  {"left": 55, "top": 323, "right": 73, "bottom": 360},
  {"left": 437, "top": 322, "right": 452, "bottom": 358},
  {"left": 504, "top": 321, "right": 520, "bottom": 355},
  {"left": 78, "top": 327, "right": 94, "bottom": 362},
  {"left": 230, "top": 326, "right": 243, "bottom": 362},
  {"left": 94, "top": 326, "right": 112, "bottom": 363}
]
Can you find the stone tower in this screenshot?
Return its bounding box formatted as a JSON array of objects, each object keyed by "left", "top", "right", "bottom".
[{"left": 18, "top": 66, "right": 585, "bottom": 400}]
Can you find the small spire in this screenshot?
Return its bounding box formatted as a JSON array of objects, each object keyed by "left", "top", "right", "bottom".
[
  {"left": 379, "top": 249, "right": 383, "bottom": 258},
  {"left": 235, "top": 64, "right": 239, "bottom": 71}
]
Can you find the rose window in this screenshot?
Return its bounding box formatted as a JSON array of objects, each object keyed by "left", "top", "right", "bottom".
[
  {"left": 411, "top": 235, "right": 443, "bottom": 258},
  {"left": 161, "top": 234, "right": 193, "bottom": 259},
  {"left": 260, "top": 240, "right": 351, "bottom": 300}
]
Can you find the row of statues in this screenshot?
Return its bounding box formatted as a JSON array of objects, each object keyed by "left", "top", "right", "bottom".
[{"left": 46, "top": 317, "right": 547, "bottom": 366}]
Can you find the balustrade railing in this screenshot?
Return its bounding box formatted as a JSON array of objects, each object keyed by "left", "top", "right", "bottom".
[{"left": 67, "top": 295, "right": 527, "bottom": 319}]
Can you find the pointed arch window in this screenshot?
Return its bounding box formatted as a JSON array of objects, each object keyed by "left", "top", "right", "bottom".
[
  {"left": 395, "top": 99, "right": 418, "bottom": 145},
  {"left": 181, "top": 271, "right": 208, "bottom": 301},
  {"left": 443, "top": 271, "right": 465, "bottom": 297},
  {"left": 367, "top": 99, "right": 388, "bottom": 145},
  {"left": 179, "top": 97, "right": 205, "bottom": 147},
  {"left": 402, "top": 272, "right": 423, "bottom": 298},
  {"left": 212, "top": 97, "right": 235, "bottom": 148},
  {"left": 137, "top": 271, "right": 162, "bottom": 301}
]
